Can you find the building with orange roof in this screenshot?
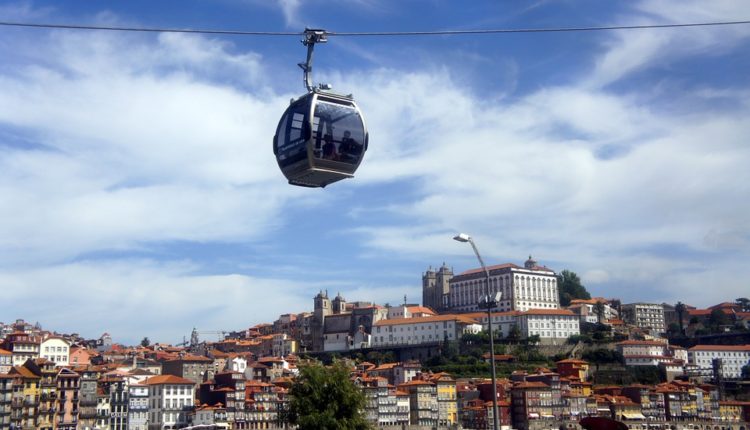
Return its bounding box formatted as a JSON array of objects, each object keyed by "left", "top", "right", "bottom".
[
  {"left": 371, "top": 314, "right": 481, "bottom": 348},
  {"left": 615, "top": 339, "right": 688, "bottom": 372},
  {"left": 510, "top": 380, "right": 554, "bottom": 430},
  {"left": 245, "top": 377, "right": 280, "bottom": 428},
  {"left": 144, "top": 374, "right": 196, "bottom": 429},
  {"left": 398, "top": 379, "right": 438, "bottom": 427},
  {"left": 556, "top": 358, "right": 590, "bottom": 382},
  {"left": 355, "top": 375, "right": 403, "bottom": 426},
  {"left": 719, "top": 400, "right": 750, "bottom": 423},
  {"left": 429, "top": 256, "right": 559, "bottom": 315},
  {"left": 198, "top": 371, "right": 247, "bottom": 426},
  {"left": 55, "top": 367, "right": 81, "bottom": 430},
  {"left": 386, "top": 303, "right": 437, "bottom": 320},
  {"left": 688, "top": 344, "right": 750, "bottom": 379},
  {"left": 620, "top": 385, "right": 667, "bottom": 421},
  {"left": 22, "top": 358, "right": 57, "bottom": 430},
  {"left": 420, "top": 372, "right": 459, "bottom": 427},
  {"left": 1, "top": 332, "right": 41, "bottom": 367},
  {"left": 191, "top": 402, "right": 229, "bottom": 428},
  {"left": 68, "top": 346, "right": 96, "bottom": 366},
  {"left": 8, "top": 364, "right": 41, "bottom": 429}
]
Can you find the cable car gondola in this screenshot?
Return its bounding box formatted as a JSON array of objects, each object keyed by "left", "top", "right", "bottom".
[{"left": 273, "top": 29, "right": 368, "bottom": 188}]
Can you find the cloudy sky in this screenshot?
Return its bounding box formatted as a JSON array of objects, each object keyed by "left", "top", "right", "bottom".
[{"left": 1, "top": 1, "right": 749, "bottom": 345}]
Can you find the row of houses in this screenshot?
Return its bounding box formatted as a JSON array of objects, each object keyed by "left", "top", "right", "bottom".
[
  {"left": 616, "top": 340, "right": 750, "bottom": 380},
  {"left": 2, "top": 335, "right": 750, "bottom": 430}
]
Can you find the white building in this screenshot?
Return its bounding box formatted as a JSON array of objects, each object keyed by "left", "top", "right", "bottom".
[
  {"left": 621, "top": 302, "right": 667, "bottom": 335},
  {"left": 192, "top": 404, "right": 229, "bottom": 429},
  {"left": 226, "top": 355, "right": 247, "bottom": 373},
  {"left": 566, "top": 298, "right": 619, "bottom": 324},
  {"left": 128, "top": 384, "right": 149, "bottom": 430},
  {"left": 371, "top": 315, "right": 481, "bottom": 347},
  {"left": 688, "top": 345, "right": 750, "bottom": 379},
  {"left": 465, "top": 309, "right": 580, "bottom": 344},
  {"left": 615, "top": 339, "right": 683, "bottom": 367},
  {"left": 447, "top": 256, "right": 559, "bottom": 313},
  {"left": 144, "top": 374, "right": 196, "bottom": 430},
  {"left": 516, "top": 309, "right": 580, "bottom": 344},
  {"left": 387, "top": 305, "right": 436, "bottom": 319},
  {"left": 0, "top": 349, "right": 11, "bottom": 374},
  {"left": 40, "top": 336, "right": 71, "bottom": 366}
]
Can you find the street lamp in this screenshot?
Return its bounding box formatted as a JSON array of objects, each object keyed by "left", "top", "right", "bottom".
[{"left": 453, "top": 233, "right": 500, "bottom": 430}]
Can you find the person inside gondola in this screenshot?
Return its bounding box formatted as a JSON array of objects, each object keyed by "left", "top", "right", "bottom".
[
  {"left": 338, "top": 130, "right": 361, "bottom": 163},
  {"left": 322, "top": 133, "right": 338, "bottom": 160}
]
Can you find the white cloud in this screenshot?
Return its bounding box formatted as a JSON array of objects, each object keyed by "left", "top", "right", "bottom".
[
  {"left": 587, "top": 0, "right": 750, "bottom": 88},
  {"left": 0, "top": 260, "right": 313, "bottom": 344},
  {"left": 0, "top": 30, "right": 313, "bottom": 265},
  {"left": 1, "top": 0, "right": 749, "bottom": 343}
]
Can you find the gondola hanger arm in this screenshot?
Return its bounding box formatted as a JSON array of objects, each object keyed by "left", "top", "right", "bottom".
[{"left": 299, "top": 28, "right": 329, "bottom": 92}]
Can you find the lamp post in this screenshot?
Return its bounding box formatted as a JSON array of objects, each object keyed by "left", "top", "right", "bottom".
[{"left": 453, "top": 233, "right": 500, "bottom": 430}]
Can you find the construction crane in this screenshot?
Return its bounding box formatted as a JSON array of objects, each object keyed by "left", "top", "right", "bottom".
[{"left": 188, "top": 328, "right": 227, "bottom": 347}]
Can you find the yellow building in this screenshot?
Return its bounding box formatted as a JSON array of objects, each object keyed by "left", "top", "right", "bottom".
[
  {"left": 718, "top": 401, "right": 745, "bottom": 422},
  {"left": 9, "top": 365, "right": 40, "bottom": 430},
  {"left": 427, "top": 373, "right": 458, "bottom": 426},
  {"left": 555, "top": 358, "right": 590, "bottom": 382}
]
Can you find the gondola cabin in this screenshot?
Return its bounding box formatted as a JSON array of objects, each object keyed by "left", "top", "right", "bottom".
[{"left": 274, "top": 89, "right": 367, "bottom": 187}]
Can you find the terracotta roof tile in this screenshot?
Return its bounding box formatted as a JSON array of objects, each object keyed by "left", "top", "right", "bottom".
[{"left": 144, "top": 375, "right": 195, "bottom": 385}]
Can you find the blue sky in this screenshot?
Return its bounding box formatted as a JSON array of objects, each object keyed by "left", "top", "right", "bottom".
[{"left": 1, "top": 1, "right": 749, "bottom": 345}]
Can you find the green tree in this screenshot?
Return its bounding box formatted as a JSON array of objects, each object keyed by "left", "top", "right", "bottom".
[
  {"left": 288, "top": 362, "right": 370, "bottom": 430},
  {"left": 526, "top": 334, "right": 541, "bottom": 345},
  {"left": 140, "top": 337, "right": 150, "bottom": 347},
  {"left": 593, "top": 300, "right": 606, "bottom": 324},
  {"left": 506, "top": 324, "right": 521, "bottom": 344},
  {"left": 556, "top": 270, "right": 591, "bottom": 306},
  {"left": 708, "top": 308, "right": 730, "bottom": 333},
  {"left": 675, "top": 301, "right": 687, "bottom": 336}
]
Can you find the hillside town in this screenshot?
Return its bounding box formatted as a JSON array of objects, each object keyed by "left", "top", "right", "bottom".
[{"left": 1, "top": 257, "right": 749, "bottom": 430}]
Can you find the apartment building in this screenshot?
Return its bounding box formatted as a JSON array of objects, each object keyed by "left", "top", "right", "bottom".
[
  {"left": 621, "top": 302, "right": 666, "bottom": 335},
  {"left": 144, "top": 375, "right": 195, "bottom": 430},
  {"left": 398, "top": 380, "right": 438, "bottom": 427},
  {"left": 128, "top": 384, "right": 149, "bottom": 430}
]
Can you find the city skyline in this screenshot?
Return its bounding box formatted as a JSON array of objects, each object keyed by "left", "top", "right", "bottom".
[{"left": 0, "top": 1, "right": 749, "bottom": 344}]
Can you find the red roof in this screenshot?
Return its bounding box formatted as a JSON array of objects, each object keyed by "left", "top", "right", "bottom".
[
  {"left": 616, "top": 340, "right": 667, "bottom": 346},
  {"left": 374, "top": 314, "right": 479, "bottom": 326},
  {"left": 144, "top": 375, "right": 195, "bottom": 385},
  {"left": 689, "top": 345, "right": 750, "bottom": 352},
  {"left": 523, "top": 309, "right": 575, "bottom": 316},
  {"left": 514, "top": 381, "right": 549, "bottom": 389}
]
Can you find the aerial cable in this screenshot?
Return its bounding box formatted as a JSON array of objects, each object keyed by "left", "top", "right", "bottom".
[{"left": 0, "top": 20, "right": 749, "bottom": 37}]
